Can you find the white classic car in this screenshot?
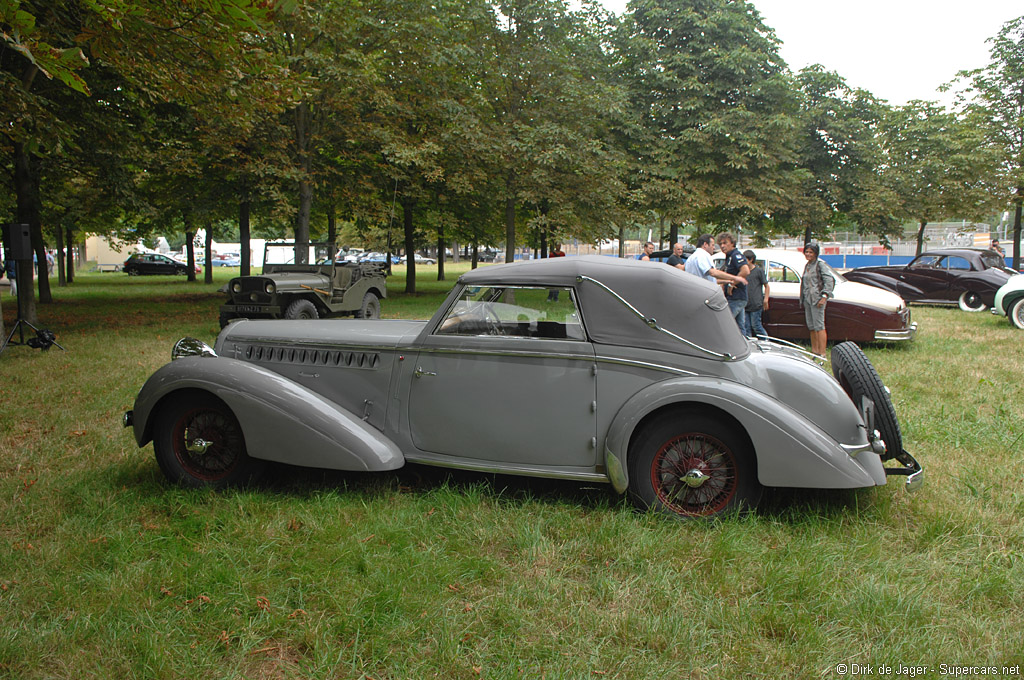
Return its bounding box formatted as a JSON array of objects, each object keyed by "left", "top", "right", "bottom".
[
  {"left": 993, "top": 273, "right": 1024, "bottom": 328},
  {"left": 125, "top": 256, "right": 922, "bottom": 519}
]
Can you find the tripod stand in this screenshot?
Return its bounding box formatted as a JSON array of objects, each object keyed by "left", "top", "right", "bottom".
[{"left": 0, "top": 271, "right": 65, "bottom": 356}]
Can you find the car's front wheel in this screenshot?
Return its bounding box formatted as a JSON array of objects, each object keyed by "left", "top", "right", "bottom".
[
  {"left": 284, "top": 298, "right": 319, "bottom": 320},
  {"left": 356, "top": 292, "right": 380, "bottom": 319},
  {"left": 1008, "top": 298, "right": 1024, "bottom": 330},
  {"left": 152, "top": 392, "right": 266, "bottom": 488},
  {"left": 628, "top": 412, "right": 761, "bottom": 519},
  {"left": 958, "top": 290, "right": 986, "bottom": 312}
]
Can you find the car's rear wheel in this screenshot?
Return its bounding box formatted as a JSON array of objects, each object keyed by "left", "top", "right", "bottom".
[
  {"left": 284, "top": 298, "right": 319, "bottom": 320},
  {"left": 153, "top": 392, "right": 265, "bottom": 488},
  {"left": 1009, "top": 298, "right": 1024, "bottom": 330},
  {"left": 831, "top": 341, "right": 902, "bottom": 459},
  {"left": 958, "top": 290, "right": 986, "bottom": 312},
  {"left": 356, "top": 292, "right": 380, "bottom": 319},
  {"left": 127, "top": 268, "right": 139, "bottom": 276},
  {"left": 628, "top": 412, "right": 760, "bottom": 519}
]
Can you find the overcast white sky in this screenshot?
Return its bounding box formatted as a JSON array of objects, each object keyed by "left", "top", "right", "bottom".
[{"left": 601, "top": 0, "right": 1023, "bottom": 107}]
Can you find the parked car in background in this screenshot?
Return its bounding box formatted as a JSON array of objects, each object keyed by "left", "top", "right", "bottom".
[
  {"left": 206, "top": 254, "right": 241, "bottom": 267},
  {"left": 843, "top": 248, "right": 1016, "bottom": 312},
  {"left": 399, "top": 253, "right": 436, "bottom": 265},
  {"left": 126, "top": 256, "right": 921, "bottom": 520},
  {"left": 713, "top": 249, "right": 917, "bottom": 344},
  {"left": 219, "top": 241, "right": 387, "bottom": 326},
  {"left": 992, "top": 274, "right": 1024, "bottom": 329},
  {"left": 124, "top": 252, "right": 198, "bottom": 276}
]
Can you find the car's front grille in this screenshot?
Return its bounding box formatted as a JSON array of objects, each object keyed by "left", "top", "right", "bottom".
[{"left": 241, "top": 343, "right": 380, "bottom": 370}]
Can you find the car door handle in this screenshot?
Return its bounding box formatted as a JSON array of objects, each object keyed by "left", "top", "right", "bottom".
[{"left": 414, "top": 367, "right": 437, "bottom": 378}]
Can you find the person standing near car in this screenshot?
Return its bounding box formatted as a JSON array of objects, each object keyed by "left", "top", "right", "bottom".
[
  {"left": 666, "top": 242, "right": 687, "bottom": 270},
  {"left": 716, "top": 233, "right": 750, "bottom": 333},
  {"left": 800, "top": 242, "right": 834, "bottom": 358},
  {"left": 637, "top": 242, "right": 655, "bottom": 261},
  {"left": 743, "top": 250, "right": 769, "bottom": 338},
  {"left": 685, "top": 234, "right": 747, "bottom": 290},
  {"left": 547, "top": 243, "right": 566, "bottom": 301}
]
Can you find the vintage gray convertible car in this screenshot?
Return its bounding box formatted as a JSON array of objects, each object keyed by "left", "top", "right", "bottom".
[{"left": 124, "top": 256, "right": 923, "bottom": 518}]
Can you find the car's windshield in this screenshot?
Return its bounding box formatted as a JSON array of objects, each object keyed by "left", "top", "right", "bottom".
[
  {"left": 436, "top": 285, "right": 585, "bottom": 340},
  {"left": 979, "top": 250, "right": 1006, "bottom": 270}
]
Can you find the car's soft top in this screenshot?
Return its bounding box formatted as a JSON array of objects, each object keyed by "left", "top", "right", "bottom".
[{"left": 460, "top": 255, "right": 749, "bottom": 359}]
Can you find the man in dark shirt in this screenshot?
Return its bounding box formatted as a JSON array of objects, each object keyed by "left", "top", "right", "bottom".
[
  {"left": 666, "top": 242, "right": 687, "bottom": 270},
  {"left": 743, "top": 250, "right": 769, "bottom": 338},
  {"left": 716, "top": 233, "right": 750, "bottom": 334}
]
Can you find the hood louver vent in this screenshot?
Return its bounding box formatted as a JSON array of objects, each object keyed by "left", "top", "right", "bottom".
[{"left": 242, "top": 343, "right": 380, "bottom": 370}]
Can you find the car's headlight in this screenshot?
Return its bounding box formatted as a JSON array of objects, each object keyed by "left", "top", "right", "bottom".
[
  {"left": 265, "top": 282, "right": 275, "bottom": 295},
  {"left": 231, "top": 282, "right": 242, "bottom": 294}
]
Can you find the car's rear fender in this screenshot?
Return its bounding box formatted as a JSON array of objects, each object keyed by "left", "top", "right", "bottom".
[
  {"left": 130, "top": 356, "right": 404, "bottom": 472},
  {"left": 603, "top": 376, "right": 886, "bottom": 494}
]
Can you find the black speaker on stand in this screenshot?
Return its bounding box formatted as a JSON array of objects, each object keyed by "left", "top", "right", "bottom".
[{"left": 1, "top": 223, "right": 65, "bottom": 355}]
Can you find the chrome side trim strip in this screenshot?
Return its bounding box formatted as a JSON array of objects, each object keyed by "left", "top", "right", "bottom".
[
  {"left": 416, "top": 345, "right": 696, "bottom": 376},
  {"left": 575, "top": 274, "right": 734, "bottom": 360}
]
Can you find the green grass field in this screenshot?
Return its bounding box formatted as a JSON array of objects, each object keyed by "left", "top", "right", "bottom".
[{"left": 2, "top": 265, "right": 1023, "bottom": 679}]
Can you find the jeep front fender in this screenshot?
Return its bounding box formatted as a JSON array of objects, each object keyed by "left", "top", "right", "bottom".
[{"left": 131, "top": 356, "right": 404, "bottom": 472}]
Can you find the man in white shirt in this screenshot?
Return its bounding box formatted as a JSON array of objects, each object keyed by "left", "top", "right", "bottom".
[{"left": 685, "top": 234, "right": 747, "bottom": 288}]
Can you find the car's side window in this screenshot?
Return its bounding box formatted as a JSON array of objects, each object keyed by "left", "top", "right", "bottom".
[
  {"left": 766, "top": 262, "right": 800, "bottom": 283},
  {"left": 944, "top": 256, "right": 971, "bottom": 271},
  {"left": 911, "top": 255, "right": 939, "bottom": 268},
  {"left": 435, "top": 286, "right": 585, "bottom": 340}
]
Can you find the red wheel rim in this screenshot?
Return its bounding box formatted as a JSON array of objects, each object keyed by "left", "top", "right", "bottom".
[
  {"left": 650, "top": 432, "right": 738, "bottom": 516},
  {"left": 170, "top": 406, "right": 244, "bottom": 481}
]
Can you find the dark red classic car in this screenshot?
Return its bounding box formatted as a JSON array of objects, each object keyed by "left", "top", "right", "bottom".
[
  {"left": 712, "top": 249, "right": 917, "bottom": 343},
  {"left": 844, "top": 248, "right": 1016, "bottom": 312}
]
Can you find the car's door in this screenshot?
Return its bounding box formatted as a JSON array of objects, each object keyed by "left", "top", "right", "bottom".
[
  {"left": 898, "top": 255, "right": 946, "bottom": 300},
  {"left": 760, "top": 260, "right": 807, "bottom": 338},
  {"left": 940, "top": 255, "right": 973, "bottom": 301},
  {"left": 406, "top": 285, "right": 598, "bottom": 468}
]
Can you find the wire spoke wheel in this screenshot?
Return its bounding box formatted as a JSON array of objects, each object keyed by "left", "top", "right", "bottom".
[
  {"left": 652, "top": 432, "right": 737, "bottom": 515},
  {"left": 153, "top": 392, "right": 265, "bottom": 488},
  {"left": 628, "top": 412, "right": 760, "bottom": 519},
  {"left": 171, "top": 406, "right": 244, "bottom": 481}
]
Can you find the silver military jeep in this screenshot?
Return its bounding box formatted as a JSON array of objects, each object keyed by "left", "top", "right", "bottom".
[{"left": 219, "top": 241, "right": 387, "bottom": 327}]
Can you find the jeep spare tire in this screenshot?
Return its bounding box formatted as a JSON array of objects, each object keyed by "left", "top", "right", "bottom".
[{"left": 831, "top": 341, "right": 902, "bottom": 459}]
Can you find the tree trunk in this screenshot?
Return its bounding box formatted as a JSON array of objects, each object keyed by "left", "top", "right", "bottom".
[
  {"left": 915, "top": 219, "right": 927, "bottom": 256},
  {"left": 326, "top": 199, "right": 337, "bottom": 250},
  {"left": 403, "top": 197, "right": 416, "bottom": 294},
  {"left": 204, "top": 222, "right": 214, "bottom": 284},
  {"left": 669, "top": 221, "right": 679, "bottom": 246},
  {"left": 504, "top": 194, "right": 516, "bottom": 265},
  {"left": 471, "top": 240, "right": 479, "bottom": 269},
  {"left": 618, "top": 225, "right": 625, "bottom": 257},
  {"left": 13, "top": 141, "right": 39, "bottom": 324},
  {"left": 451, "top": 240, "right": 459, "bottom": 264},
  {"left": 803, "top": 225, "right": 813, "bottom": 248},
  {"left": 293, "top": 102, "right": 312, "bottom": 263},
  {"left": 1012, "top": 186, "right": 1022, "bottom": 272},
  {"left": 240, "top": 200, "right": 252, "bottom": 276},
  {"left": 183, "top": 215, "right": 197, "bottom": 282},
  {"left": 55, "top": 224, "right": 66, "bottom": 287},
  {"left": 436, "top": 227, "right": 445, "bottom": 281},
  {"left": 65, "top": 226, "right": 74, "bottom": 283}
]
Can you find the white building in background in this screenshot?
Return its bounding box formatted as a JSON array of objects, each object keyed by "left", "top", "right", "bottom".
[{"left": 84, "top": 235, "right": 145, "bottom": 272}]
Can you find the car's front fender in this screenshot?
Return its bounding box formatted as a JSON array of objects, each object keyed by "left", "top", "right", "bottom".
[
  {"left": 603, "top": 376, "right": 886, "bottom": 494},
  {"left": 131, "top": 356, "right": 404, "bottom": 472}
]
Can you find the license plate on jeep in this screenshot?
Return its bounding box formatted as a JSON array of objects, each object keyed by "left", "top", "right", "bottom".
[{"left": 234, "top": 305, "right": 266, "bottom": 313}]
